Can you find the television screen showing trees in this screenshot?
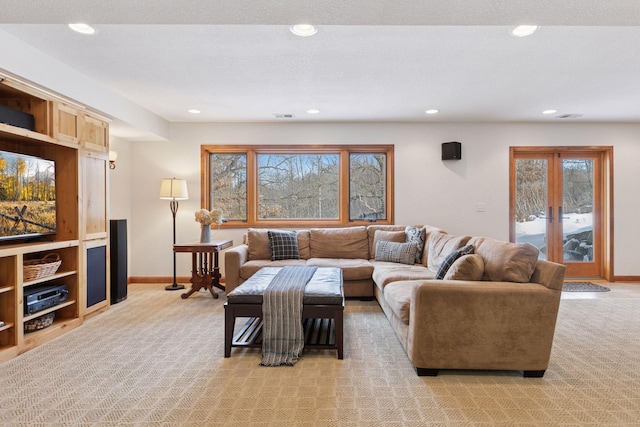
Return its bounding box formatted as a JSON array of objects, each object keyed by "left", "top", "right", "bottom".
[{"left": 0, "top": 150, "right": 56, "bottom": 240}]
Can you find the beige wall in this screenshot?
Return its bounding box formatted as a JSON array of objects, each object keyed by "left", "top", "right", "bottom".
[{"left": 118, "top": 121, "right": 640, "bottom": 279}]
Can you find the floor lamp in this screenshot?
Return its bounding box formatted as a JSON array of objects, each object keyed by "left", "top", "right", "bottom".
[{"left": 159, "top": 178, "right": 189, "bottom": 291}]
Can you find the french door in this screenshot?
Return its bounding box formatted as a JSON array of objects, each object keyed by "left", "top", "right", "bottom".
[{"left": 510, "top": 147, "right": 612, "bottom": 279}]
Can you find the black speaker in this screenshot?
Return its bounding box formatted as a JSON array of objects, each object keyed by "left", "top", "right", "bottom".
[
  {"left": 442, "top": 142, "right": 462, "bottom": 160},
  {"left": 110, "top": 219, "right": 128, "bottom": 304}
]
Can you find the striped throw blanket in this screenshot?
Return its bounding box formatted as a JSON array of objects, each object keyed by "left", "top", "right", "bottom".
[{"left": 261, "top": 266, "right": 318, "bottom": 366}]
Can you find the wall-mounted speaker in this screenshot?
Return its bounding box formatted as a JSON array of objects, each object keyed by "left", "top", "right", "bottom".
[{"left": 442, "top": 142, "right": 462, "bottom": 160}]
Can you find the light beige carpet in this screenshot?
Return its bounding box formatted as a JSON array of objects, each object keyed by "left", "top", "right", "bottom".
[{"left": 1, "top": 283, "right": 639, "bottom": 426}]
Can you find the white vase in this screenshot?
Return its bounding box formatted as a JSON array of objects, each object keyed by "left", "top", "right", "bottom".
[{"left": 200, "top": 225, "right": 211, "bottom": 243}]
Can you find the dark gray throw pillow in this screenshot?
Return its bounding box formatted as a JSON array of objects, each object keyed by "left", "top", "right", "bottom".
[
  {"left": 268, "top": 230, "right": 300, "bottom": 261},
  {"left": 435, "top": 244, "right": 474, "bottom": 280}
]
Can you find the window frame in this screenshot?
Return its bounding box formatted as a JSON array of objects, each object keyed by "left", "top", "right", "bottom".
[{"left": 201, "top": 144, "right": 394, "bottom": 228}]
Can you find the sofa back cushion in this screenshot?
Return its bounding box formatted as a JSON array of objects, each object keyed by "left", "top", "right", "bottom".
[
  {"left": 421, "top": 225, "right": 447, "bottom": 266},
  {"left": 247, "top": 228, "right": 271, "bottom": 260},
  {"left": 371, "top": 229, "right": 406, "bottom": 259},
  {"left": 310, "top": 226, "right": 369, "bottom": 259},
  {"left": 469, "top": 236, "right": 539, "bottom": 283},
  {"left": 296, "top": 230, "right": 311, "bottom": 259},
  {"left": 366, "top": 225, "right": 408, "bottom": 257},
  {"left": 426, "top": 233, "right": 472, "bottom": 273},
  {"left": 247, "top": 228, "right": 311, "bottom": 260}
]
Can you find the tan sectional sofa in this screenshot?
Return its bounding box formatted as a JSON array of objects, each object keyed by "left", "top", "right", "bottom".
[{"left": 224, "top": 225, "right": 566, "bottom": 377}]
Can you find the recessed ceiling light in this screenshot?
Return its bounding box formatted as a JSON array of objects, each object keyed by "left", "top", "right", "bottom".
[
  {"left": 188, "top": 109, "right": 201, "bottom": 114},
  {"left": 307, "top": 109, "right": 320, "bottom": 114},
  {"left": 425, "top": 109, "right": 439, "bottom": 115},
  {"left": 511, "top": 25, "right": 538, "bottom": 37},
  {"left": 290, "top": 24, "right": 317, "bottom": 37},
  {"left": 68, "top": 23, "right": 96, "bottom": 35},
  {"left": 542, "top": 109, "right": 557, "bottom": 115}
]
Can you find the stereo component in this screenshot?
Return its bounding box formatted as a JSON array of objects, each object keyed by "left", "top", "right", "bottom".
[{"left": 24, "top": 284, "right": 69, "bottom": 315}]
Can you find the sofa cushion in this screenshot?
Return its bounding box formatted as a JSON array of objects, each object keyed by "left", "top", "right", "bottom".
[
  {"left": 296, "top": 230, "right": 311, "bottom": 260},
  {"left": 240, "top": 259, "right": 308, "bottom": 280},
  {"left": 247, "top": 228, "right": 271, "bottom": 260},
  {"left": 435, "top": 244, "right": 474, "bottom": 279},
  {"left": 375, "top": 241, "right": 417, "bottom": 265},
  {"left": 405, "top": 226, "right": 426, "bottom": 264},
  {"left": 310, "top": 226, "right": 369, "bottom": 259},
  {"left": 420, "top": 226, "right": 447, "bottom": 266},
  {"left": 306, "top": 258, "right": 374, "bottom": 281},
  {"left": 372, "top": 230, "right": 406, "bottom": 258},
  {"left": 443, "top": 254, "right": 485, "bottom": 281},
  {"left": 268, "top": 230, "right": 300, "bottom": 260},
  {"left": 367, "top": 225, "right": 408, "bottom": 257},
  {"left": 469, "top": 236, "right": 539, "bottom": 283},
  {"left": 383, "top": 281, "right": 419, "bottom": 325},
  {"left": 371, "top": 263, "right": 436, "bottom": 289},
  {"left": 427, "top": 233, "right": 472, "bottom": 273}
]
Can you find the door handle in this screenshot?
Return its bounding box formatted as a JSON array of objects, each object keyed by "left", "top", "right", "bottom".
[
  {"left": 558, "top": 206, "right": 563, "bottom": 223},
  {"left": 548, "top": 206, "right": 553, "bottom": 223}
]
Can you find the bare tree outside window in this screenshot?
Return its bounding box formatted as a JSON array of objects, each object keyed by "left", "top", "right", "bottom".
[
  {"left": 258, "top": 154, "right": 339, "bottom": 219},
  {"left": 350, "top": 153, "right": 386, "bottom": 220},
  {"left": 562, "top": 160, "right": 594, "bottom": 215},
  {"left": 515, "top": 159, "right": 547, "bottom": 222},
  {"left": 209, "top": 153, "right": 247, "bottom": 221}
]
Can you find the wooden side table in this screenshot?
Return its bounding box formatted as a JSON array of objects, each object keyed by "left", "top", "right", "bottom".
[{"left": 173, "top": 240, "right": 233, "bottom": 299}]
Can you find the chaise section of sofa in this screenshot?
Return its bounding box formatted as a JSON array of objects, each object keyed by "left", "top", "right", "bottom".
[{"left": 376, "top": 234, "right": 566, "bottom": 377}]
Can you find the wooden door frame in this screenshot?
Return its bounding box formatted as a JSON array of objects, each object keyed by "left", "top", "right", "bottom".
[{"left": 509, "top": 146, "right": 613, "bottom": 281}]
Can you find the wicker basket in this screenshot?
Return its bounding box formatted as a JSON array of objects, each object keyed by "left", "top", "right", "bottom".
[
  {"left": 24, "top": 312, "right": 55, "bottom": 332},
  {"left": 23, "top": 253, "right": 62, "bottom": 281}
]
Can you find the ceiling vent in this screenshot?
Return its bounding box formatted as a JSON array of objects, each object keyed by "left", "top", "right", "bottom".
[
  {"left": 273, "top": 113, "right": 295, "bottom": 119},
  {"left": 555, "top": 114, "right": 583, "bottom": 119}
]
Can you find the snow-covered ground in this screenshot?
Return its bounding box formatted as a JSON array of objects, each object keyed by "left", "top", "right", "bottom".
[
  {"left": 516, "top": 213, "right": 593, "bottom": 260},
  {"left": 516, "top": 212, "right": 593, "bottom": 237}
]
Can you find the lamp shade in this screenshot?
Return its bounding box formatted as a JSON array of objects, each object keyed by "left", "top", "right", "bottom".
[{"left": 159, "top": 178, "right": 189, "bottom": 200}]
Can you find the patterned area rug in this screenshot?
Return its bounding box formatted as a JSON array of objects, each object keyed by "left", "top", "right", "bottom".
[
  {"left": 2, "top": 283, "right": 639, "bottom": 425},
  {"left": 563, "top": 281, "right": 611, "bottom": 292}
]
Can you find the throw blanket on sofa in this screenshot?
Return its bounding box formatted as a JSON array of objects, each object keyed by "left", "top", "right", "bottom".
[{"left": 261, "top": 266, "right": 318, "bottom": 366}]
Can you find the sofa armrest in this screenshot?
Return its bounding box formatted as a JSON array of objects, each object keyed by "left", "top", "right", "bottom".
[
  {"left": 407, "top": 279, "right": 562, "bottom": 372},
  {"left": 224, "top": 244, "right": 249, "bottom": 294},
  {"left": 530, "top": 259, "right": 566, "bottom": 291}
]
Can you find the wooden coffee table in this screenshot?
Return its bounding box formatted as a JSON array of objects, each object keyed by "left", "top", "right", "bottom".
[{"left": 224, "top": 267, "right": 344, "bottom": 359}]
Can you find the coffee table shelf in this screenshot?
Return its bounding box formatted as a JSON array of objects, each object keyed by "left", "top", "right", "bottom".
[{"left": 232, "top": 316, "right": 338, "bottom": 350}]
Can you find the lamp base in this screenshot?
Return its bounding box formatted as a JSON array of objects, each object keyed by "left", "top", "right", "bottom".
[{"left": 165, "top": 283, "right": 185, "bottom": 291}]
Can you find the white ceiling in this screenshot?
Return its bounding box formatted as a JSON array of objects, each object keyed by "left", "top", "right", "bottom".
[{"left": 2, "top": 0, "right": 640, "bottom": 132}]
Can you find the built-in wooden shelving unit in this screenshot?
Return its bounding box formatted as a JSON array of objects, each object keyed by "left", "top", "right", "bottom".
[{"left": 0, "top": 75, "right": 110, "bottom": 363}]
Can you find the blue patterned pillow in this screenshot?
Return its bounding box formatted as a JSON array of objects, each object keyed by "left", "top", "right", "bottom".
[
  {"left": 268, "top": 230, "right": 300, "bottom": 261},
  {"left": 435, "top": 244, "right": 474, "bottom": 280},
  {"left": 405, "top": 226, "right": 426, "bottom": 264},
  {"left": 375, "top": 240, "right": 418, "bottom": 265}
]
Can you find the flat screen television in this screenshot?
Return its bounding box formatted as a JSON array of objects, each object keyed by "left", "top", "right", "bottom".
[{"left": 0, "top": 149, "right": 56, "bottom": 241}]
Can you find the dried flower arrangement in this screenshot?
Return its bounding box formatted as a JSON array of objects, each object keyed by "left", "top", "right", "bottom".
[{"left": 195, "top": 208, "right": 223, "bottom": 228}]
